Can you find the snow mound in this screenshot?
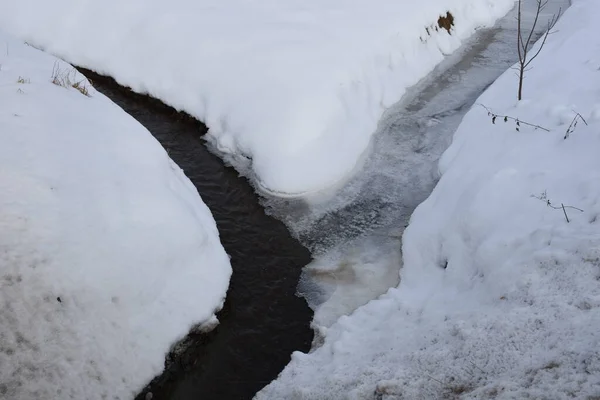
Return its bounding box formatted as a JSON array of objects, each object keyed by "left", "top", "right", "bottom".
[
  {"left": 0, "top": 0, "right": 514, "bottom": 195},
  {"left": 0, "top": 31, "right": 231, "bottom": 399},
  {"left": 258, "top": 0, "right": 600, "bottom": 398}
]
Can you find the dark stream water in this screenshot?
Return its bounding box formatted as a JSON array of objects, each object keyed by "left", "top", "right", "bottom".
[{"left": 77, "top": 69, "right": 314, "bottom": 400}]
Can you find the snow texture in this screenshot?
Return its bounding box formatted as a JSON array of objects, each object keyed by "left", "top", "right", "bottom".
[
  {"left": 258, "top": 0, "right": 600, "bottom": 398},
  {"left": 0, "top": 0, "right": 514, "bottom": 196},
  {"left": 0, "top": 31, "right": 231, "bottom": 399},
  {"left": 274, "top": 0, "right": 566, "bottom": 330}
]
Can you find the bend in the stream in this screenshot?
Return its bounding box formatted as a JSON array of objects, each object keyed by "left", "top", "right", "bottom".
[{"left": 77, "top": 69, "right": 314, "bottom": 400}]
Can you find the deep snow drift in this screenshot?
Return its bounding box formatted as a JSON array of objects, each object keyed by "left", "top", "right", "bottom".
[
  {"left": 258, "top": 0, "right": 600, "bottom": 398},
  {"left": 0, "top": 0, "right": 514, "bottom": 195},
  {"left": 0, "top": 31, "right": 231, "bottom": 399}
]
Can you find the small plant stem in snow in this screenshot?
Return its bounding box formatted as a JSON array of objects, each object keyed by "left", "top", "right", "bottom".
[
  {"left": 479, "top": 104, "right": 550, "bottom": 132},
  {"left": 516, "top": 0, "right": 561, "bottom": 100},
  {"left": 426, "top": 374, "right": 445, "bottom": 385},
  {"left": 561, "top": 204, "right": 570, "bottom": 223},
  {"left": 564, "top": 112, "right": 588, "bottom": 139},
  {"left": 532, "top": 191, "right": 584, "bottom": 223}
]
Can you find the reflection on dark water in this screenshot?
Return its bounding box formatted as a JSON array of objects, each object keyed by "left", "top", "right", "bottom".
[{"left": 78, "top": 69, "right": 314, "bottom": 400}]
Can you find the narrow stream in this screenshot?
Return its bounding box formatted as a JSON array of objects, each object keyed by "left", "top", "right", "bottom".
[
  {"left": 75, "top": 1, "right": 567, "bottom": 398},
  {"left": 78, "top": 69, "right": 314, "bottom": 400}
]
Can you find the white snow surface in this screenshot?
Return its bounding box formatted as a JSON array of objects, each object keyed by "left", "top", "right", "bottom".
[
  {"left": 258, "top": 0, "right": 600, "bottom": 398},
  {"left": 0, "top": 0, "right": 514, "bottom": 196},
  {"left": 0, "top": 32, "right": 231, "bottom": 399}
]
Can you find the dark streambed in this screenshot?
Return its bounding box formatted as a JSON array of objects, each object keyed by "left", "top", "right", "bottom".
[{"left": 78, "top": 69, "right": 314, "bottom": 400}]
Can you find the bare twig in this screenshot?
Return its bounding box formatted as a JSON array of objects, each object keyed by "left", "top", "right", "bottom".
[
  {"left": 522, "top": 0, "right": 545, "bottom": 56},
  {"left": 516, "top": 0, "right": 561, "bottom": 100},
  {"left": 532, "top": 191, "right": 584, "bottom": 223},
  {"left": 426, "top": 374, "right": 445, "bottom": 385},
  {"left": 523, "top": 10, "right": 561, "bottom": 69},
  {"left": 479, "top": 104, "right": 550, "bottom": 132},
  {"left": 561, "top": 203, "right": 570, "bottom": 223},
  {"left": 517, "top": 0, "right": 523, "bottom": 64},
  {"left": 564, "top": 112, "right": 589, "bottom": 139}
]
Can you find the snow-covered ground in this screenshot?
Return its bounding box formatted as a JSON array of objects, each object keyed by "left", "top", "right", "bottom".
[
  {"left": 258, "top": 0, "right": 600, "bottom": 398},
  {"left": 0, "top": 0, "right": 514, "bottom": 196},
  {"left": 0, "top": 31, "right": 231, "bottom": 399},
  {"left": 266, "top": 0, "right": 566, "bottom": 330}
]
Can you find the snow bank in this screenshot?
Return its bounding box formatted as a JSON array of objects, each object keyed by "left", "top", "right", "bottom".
[
  {"left": 0, "top": 0, "right": 514, "bottom": 196},
  {"left": 258, "top": 0, "right": 600, "bottom": 397},
  {"left": 0, "top": 31, "right": 231, "bottom": 399}
]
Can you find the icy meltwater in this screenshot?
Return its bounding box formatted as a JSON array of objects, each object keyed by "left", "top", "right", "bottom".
[{"left": 263, "top": 0, "right": 568, "bottom": 329}]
